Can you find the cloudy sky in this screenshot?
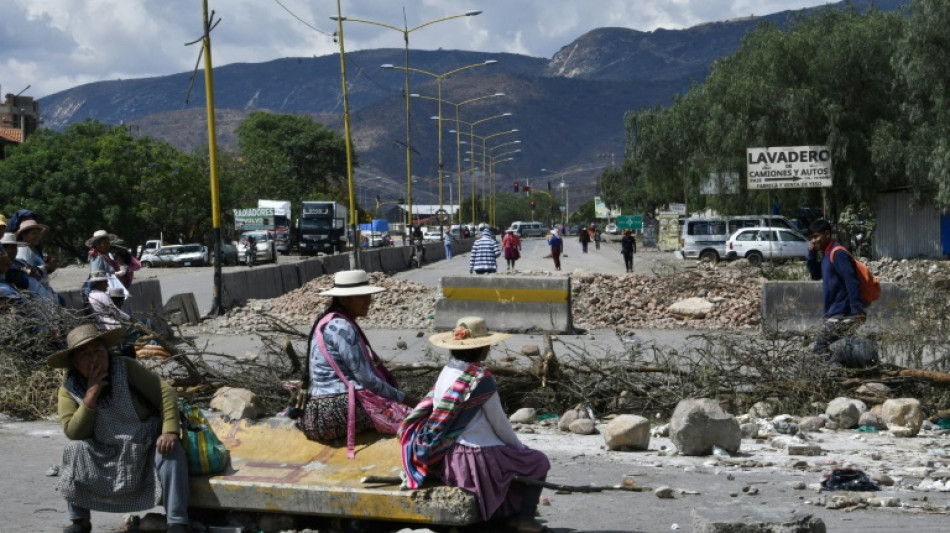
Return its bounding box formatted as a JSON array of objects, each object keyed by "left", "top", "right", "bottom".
[{"left": 2, "top": 0, "right": 835, "bottom": 99}]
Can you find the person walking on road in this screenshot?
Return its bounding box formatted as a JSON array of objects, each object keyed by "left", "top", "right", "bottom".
[
  {"left": 620, "top": 229, "right": 636, "bottom": 273},
  {"left": 547, "top": 229, "right": 563, "bottom": 271},
  {"left": 806, "top": 219, "right": 866, "bottom": 364},
  {"left": 469, "top": 226, "right": 500, "bottom": 275},
  {"left": 578, "top": 224, "right": 591, "bottom": 253},
  {"left": 502, "top": 229, "right": 521, "bottom": 272}
]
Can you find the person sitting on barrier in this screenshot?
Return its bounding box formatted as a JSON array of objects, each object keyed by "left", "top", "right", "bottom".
[
  {"left": 400, "top": 316, "right": 551, "bottom": 533},
  {"left": 469, "top": 225, "right": 500, "bottom": 275},
  {"left": 50, "top": 323, "right": 190, "bottom": 533},
  {"left": 2, "top": 232, "right": 59, "bottom": 303},
  {"left": 297, "top": 270, "right": 416, "bottom": 446}
]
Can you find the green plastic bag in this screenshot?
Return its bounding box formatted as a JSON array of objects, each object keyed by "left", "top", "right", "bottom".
[{"left": 179, "top": 400, "right": 229, "bottom": 475}]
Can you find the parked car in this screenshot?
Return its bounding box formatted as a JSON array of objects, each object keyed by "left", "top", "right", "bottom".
[
  {"left": 422, "top": 228, "right": 444, "bottom": 242},
  {"left": 681, "top": 215, "right": 795, "bottom": 263},
  {"left": 725, "top": 226, "right": 809, "bottom": 266},
  {"left": 140, "top": 244, "right": 208, "bottom": 268},
  {"left": 136, "top": 239, "right": 164, "bottom": 258},
  {"left": 605, "top": 223, "right": 619, "bottom": 235},
  {"left": 237, "top": 230, "right": 277, "bottom": 264}
]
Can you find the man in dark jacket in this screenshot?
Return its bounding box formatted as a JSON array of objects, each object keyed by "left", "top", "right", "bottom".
[{"left": 806, "top": 219, "right": 866, "bottom": 362}]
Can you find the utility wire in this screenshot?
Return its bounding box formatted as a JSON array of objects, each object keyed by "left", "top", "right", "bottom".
[{"left": 271, "top": 0, "right": 332, "bottom": 37}]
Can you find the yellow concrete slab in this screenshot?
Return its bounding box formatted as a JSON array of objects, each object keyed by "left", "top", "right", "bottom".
[{"left": 188, "top": 417, "right": 479, "bottom": 525}]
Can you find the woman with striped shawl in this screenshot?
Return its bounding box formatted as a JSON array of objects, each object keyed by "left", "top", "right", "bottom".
[{"left": 399, "top": 316, "right": 551, "bottom": 533}]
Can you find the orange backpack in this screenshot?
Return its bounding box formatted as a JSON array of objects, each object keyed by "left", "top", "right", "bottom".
[{"left": 829, "top": 245, "right": 881, "bottom": 304}]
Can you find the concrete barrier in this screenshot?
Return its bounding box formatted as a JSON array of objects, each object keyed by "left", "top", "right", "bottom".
[
  {"left": 378, "top": 246, "right": 411, "bottom": 273},
  {"left": 358, "top": 248, "right": 385, "bottom": 273},
  {"left": 190, "top": 416, "right": 479, "bottom": 525},
  {"left": 434, "top": 275, "right": 573, "bottom": 333},
  {"left": 321, "top": 253, "right": 351, "bottom": 274},
  {"left": 277, "top": 263, "right": 302, "bottom": 293},
  {"left": 761, "top": 281, "right": 907, "bottom": 332},
  {"left": 163, "top": 292, "right": 201, "bottom": 325},
  {"left": 57, "top": 278, "right": 163, "bottom": 316},
  {"left": 297, "top": 257, "right": 326, "bottom": 284}
]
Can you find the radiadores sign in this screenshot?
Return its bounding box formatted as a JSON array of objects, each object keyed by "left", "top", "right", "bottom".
[{"left": 746, "top": 146, "right": 832, "bottom": 190}]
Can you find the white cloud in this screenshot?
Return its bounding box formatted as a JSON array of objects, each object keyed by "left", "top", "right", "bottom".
[{"left": 1, "top": 0, "right": 838, "bottom": 99}]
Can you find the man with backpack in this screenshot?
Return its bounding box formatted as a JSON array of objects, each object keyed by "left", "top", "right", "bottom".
[{"left": 806, "top": 219, "right": 877, "bottom": 366}]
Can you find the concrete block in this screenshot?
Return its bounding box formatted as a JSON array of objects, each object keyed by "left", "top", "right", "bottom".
[
  {"left": 128, "top": 279, "right": 163, "bottom": 315},
  {"left": 434, "top": 275, "right": 572, "bottom": 333},
  {"left": 761, "top": 281, "right": 907, "bottom": 332},
  {"left": 277, "top": 263, "right": 302, "bottom": 294},
  {"left": 298, "top": 258, "right": 326, "bottom": 284},
  {"left": 787, "top": 444, "right": 823, "bottom": 456},
  {"left": 163, "top": 292, "right": 201, "bottom": 325},
  {"left": 321, "top": 253, "right": 351, "bottom": 274},
  {"left": 692, "top": 505, "right": 826, "bottom": 533}
]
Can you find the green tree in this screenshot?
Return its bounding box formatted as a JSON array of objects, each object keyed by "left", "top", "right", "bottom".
[
  {"left": 233, "top": 112, "right": 352, "bottom": 207},
  {"left": 0, "top": 120, "right": 209, "bottom": 259}
]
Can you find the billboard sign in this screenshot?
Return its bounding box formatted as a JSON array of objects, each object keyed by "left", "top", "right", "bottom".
[{"left": 746, "top": 146, "right": 832, "bottom": 190}]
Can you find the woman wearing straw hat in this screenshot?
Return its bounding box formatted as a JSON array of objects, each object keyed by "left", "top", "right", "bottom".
[
  {"left": 296, "top": 270, "right": 415, "bottom": 449},
  {"left": 400, "top": 316, "right": 551, "bottom": 533},
  {"left": 1, "top": 232, "right": 59, "bottom": 303},
  {"left": 49, "top": 323, "right": 190, "bottom": 533},
  {"left": 15, "top": 217, "right": 59, "bottom": 293},
  {"left": 85, "top": 230, "right": 120, "bottom": 276}
]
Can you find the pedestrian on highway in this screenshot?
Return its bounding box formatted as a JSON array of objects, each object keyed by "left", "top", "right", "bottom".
[
  {"left": 547, "top": 228, "right": 563, "bottom": 271},
  {"left": 444, "top": 231, "right": 455, "bottom": 260},
  {"left": 469, "top": 225, "right": 500, "bottom": 275},
  {"left": 620, "top": 229, "right": 636, "bottom": 273},
  {"left": 593, "top": 227, "right": 602, "bottom": 250},
  {"left": 806, "top": 219, "right": 866, "bottom": 364},
  {"left": 502, "top": 228, "right": 521, "bottom": 272},
  {"left": 50, "top": 323, "right": 190, "bottom": 533},
  {"left": 297, "top": 270, "right": 415, "bottom": 455},
  {"left": 400, "top": 316, "right": 550, "bottom": 533},
  {"left": 111, "top": 244, "right": 141, "bottom": 290},
  {"left": 578, "top": 223, "right": 591, "bottom": 253}
]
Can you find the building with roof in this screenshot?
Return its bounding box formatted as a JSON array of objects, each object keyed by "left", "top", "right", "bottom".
[{"left": 0, "top": 92, "right": 40, "bottom": 159}]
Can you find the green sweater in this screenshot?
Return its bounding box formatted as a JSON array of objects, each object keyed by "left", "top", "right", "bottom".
[{"left": 58, "top": 358, "right": 180, "bottom": 440}]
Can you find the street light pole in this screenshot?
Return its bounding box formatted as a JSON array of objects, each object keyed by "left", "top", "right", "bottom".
[
  {"left": 383, "top": 61, "right": 497, "bottom": 241},
  {"left": 332, "top": 0, "right": 360, "bottom": 268},
  {"left": 331, "top": 10, "right": 483, "bottom": 239}
]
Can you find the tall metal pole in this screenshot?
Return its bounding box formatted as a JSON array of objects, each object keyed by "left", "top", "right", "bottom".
[
  {"left": 335, "top": 0, "right": 359, "bottom": 269},
  {"left": 437, "top": 76, "right": 445, "bottom": 240},
  {"left": 470, "top": 123, "right": 477, "bottom": 226},
  {"left": 201, "top": 0, "right": 224, "bottom": 316},
  {"left": 402, "top": 11, "right": 414, "bottom": 231},
  {"left": 455, "top": 103, "right": 463, "bottom": 225}
]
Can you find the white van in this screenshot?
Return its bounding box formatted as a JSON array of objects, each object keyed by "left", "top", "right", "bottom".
[
  {"left": 680, "top": 215, "right": 794, "bottom": 263},
  {"left": 508, "top": 221, "right": 543, "bottom": 237}
]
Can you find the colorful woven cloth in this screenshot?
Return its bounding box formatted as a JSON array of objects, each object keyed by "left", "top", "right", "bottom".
[{"left": 399, "top": 362, "right": 495, "bottom": 489}]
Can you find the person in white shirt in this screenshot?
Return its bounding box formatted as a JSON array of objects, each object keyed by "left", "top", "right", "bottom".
[
  {"left": 86, "top": 271, "right": 130, "bottom": 331},
  {"left": 400, "top": 316, "right": 550, "bottom": 533}
]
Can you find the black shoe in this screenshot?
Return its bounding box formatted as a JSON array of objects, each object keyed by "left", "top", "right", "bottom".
[
  {"left": 63, "top": 520, "right": 91, "bottom": 533},
  {"left": 167, "top": 524, "right": 191, "bottom": 533}
]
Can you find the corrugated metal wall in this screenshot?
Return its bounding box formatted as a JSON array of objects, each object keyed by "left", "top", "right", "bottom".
[{"left": 874, "top": 191, "right": 943, "bottom": 259}]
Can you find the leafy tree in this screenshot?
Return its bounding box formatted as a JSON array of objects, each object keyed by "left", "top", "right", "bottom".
[
  {"left": 622, "top": 5, "right": 906, "bottom": 218},
  {"left": 0, "top": 120, "right": 209, "bottom": 259},
  {"left": 233, "top": 112, "right": 352, "bottom": 209}
]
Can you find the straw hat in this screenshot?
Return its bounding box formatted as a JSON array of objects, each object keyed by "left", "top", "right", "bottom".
[
  {"left": 85, "top": 229, "right": 118, "bottom": 247},
  {"left": 319, "top": 269, "right": 387, "bottom": 297},
  {"left": 429, "top": 316, "right": 512, "bottom": 350},
  {"left": 47, "top": 323, "right": 124, "bottom": 369},
  {"left": 108, "top": 286, "right": 126, "bottom": 298},
  {"left": 0, "top": 214, "right": 7, "bottom": 227},
  {"left": 15, "top": 219, "right": 49, "bottom": 238},
  {"left": 88, "top": 270, "right": 110, "bottom": 285},
  {"left": 0, "top": 233, "right": 27, "bottom": 247}
]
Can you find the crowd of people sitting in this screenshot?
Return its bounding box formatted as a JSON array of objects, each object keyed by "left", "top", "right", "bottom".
[{"left": 3, "top": 206, "right": 549, "bottom": 532}]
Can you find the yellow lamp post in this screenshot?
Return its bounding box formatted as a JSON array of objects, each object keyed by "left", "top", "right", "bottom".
[
  {"left": 450, "top": 113, "right": 514, "bottom": 224},
  {"left": 382, "top": 60, "right": 498, "bottom": 240},
  {"left": 331, "top": 9, "right": 482, "bottom": 230},
  {"left": 412, "top": 92, "right": 505, "bottom": 218},
  {"left": 462, "top": 129, "right": 519, "bottom": 221}
]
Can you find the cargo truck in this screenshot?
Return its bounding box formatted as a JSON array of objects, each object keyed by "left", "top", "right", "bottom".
[
  {"left": 297, "top": 201, "right": 348, "bottom": 255},
  {"left": 256, "top": 199, "right": 292, "bottom": 254}
]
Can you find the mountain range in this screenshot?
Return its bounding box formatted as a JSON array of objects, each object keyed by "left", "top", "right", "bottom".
[{"left": 37, "top": 0, "right": 908, "bottom": 206}]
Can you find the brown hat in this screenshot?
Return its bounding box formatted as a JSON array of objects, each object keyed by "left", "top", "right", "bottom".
[
  {"left": 47, "top": 323, "right": 124, "bottom": 369},
  {"left": 0, "top": 213, "right": 7, "bottom": 227},
  {"left": 15, "top": 219, "right": 49, "bottom": 238},
  {"left": 429, "top": 316, "right": 512, "bottom": 350}
]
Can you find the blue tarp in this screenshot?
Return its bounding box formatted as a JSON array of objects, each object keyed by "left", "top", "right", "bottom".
[{"left": 359, "top": 219, "right": 390, "bottom": 233}]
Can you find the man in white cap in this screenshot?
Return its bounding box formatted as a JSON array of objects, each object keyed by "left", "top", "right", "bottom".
[{"left": 86, "top": 271, "right": 131, "bottom": 331}]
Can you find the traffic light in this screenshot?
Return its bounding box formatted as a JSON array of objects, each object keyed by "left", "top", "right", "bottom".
[
  {"left": 530, "top": 200, "right": 536, "bottom": 210},
  {"left": 514, "top": 182, "right": 520, "bottom": 193},
  {"left": 524, "top": 185, "right": 531, "bottom": 195}
]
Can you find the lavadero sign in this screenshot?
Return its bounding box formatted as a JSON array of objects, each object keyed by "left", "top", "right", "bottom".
[{"left": 746, "top": 146, "right": 832, "bottom": 190}]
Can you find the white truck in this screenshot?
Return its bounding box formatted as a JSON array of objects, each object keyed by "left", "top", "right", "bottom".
[{"left": 256, "top": 200, "right": 292, "bottom": 254}]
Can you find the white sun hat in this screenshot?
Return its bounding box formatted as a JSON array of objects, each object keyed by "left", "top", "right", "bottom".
[{"left": 319, "top": 269, "right": 387, "bottom": 297}]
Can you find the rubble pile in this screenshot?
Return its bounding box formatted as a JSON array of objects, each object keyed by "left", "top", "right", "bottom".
[{"left": 195, "top": 259, "right": 947, "bottom": 335}]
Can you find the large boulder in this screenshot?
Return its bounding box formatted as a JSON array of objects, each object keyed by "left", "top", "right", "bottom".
[
  {"left": 603, "top": 415, "right": 650, "bottom": 450},
  {"left": 668, "top": 297, "right": 715, "bottom": 319},
  {"left": 824, "top": 397, "right": 867, "bottom": 429},
  {"left": 670, "top": 399, "right": 741, "bottom": 456},
  {"left": 882, "top": 398, "right": 924, "bottom": 437},
  {"left": 210, "top": 387, "right": 262, "bottom": 420}
]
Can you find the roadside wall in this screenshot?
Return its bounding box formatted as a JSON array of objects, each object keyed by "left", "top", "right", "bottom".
[
  {"left": 434, "top": 275, "right": 572, "bottom": 333},
  {"left": 761, "top": 281, "right": 906, "bottom": 332}
]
